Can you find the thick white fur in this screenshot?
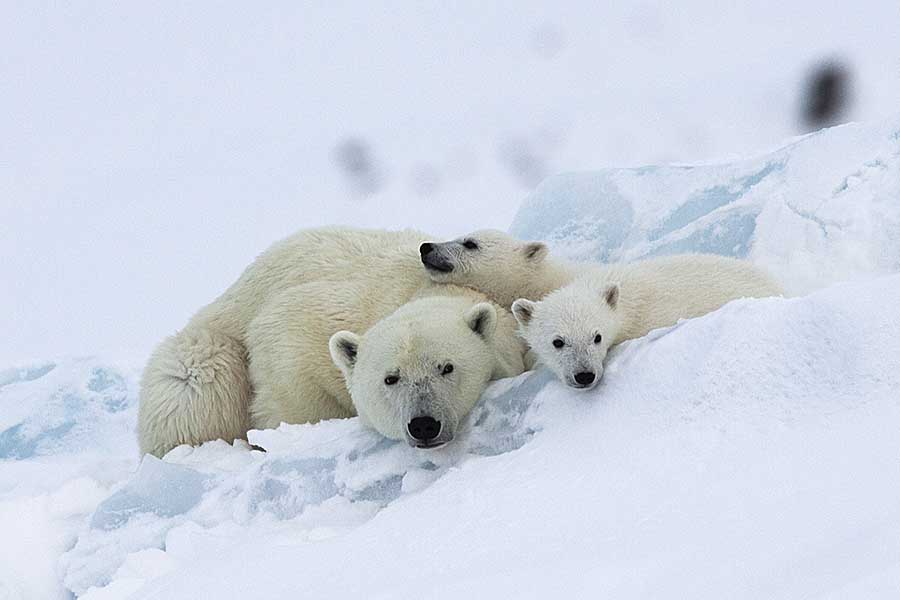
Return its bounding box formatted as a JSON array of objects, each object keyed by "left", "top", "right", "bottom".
[
  {"left": 139, "top": 227, "right": 530, "bottom": 457},
  {"left": 421, "top": 229, "right": 576, "bottom": 308},
  {"left": 325, "top": 291, "right": 526, "bottom": 446},
  {"left": 511, "top": 254, "right": 783, "bottom": 389}
]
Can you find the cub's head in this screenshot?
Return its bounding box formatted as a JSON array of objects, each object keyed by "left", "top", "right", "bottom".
[
  {"left": 418, "top": 229, "right": 549, "bottom": 307},
  {"left": 329, "top": 298, "right": 499, "bottom": 448},
  {"left": 512, "top": 281, "right": 621, "bottom": 390}
]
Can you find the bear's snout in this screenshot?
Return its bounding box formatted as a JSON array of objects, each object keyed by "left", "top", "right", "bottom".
[
  {"left": 407, "top": 415, "right": 444, "bottom": 448},
  {"left": 420, "top": 243, "right": 454, "bottom": 273}
]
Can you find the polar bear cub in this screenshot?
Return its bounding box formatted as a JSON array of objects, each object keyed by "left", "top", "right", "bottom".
[
  {"left": 511, "top": 254, "right": 782, "bottom": 390},
  {"left": 419, "top": 229, "right": 574, "bottom": 308},
  {"left": 329, "top": 292, "right": 525, "bottom": 448}
]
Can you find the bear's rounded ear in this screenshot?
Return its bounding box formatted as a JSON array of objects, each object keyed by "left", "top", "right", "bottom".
[
  {"left": 465, "top": 302, "right": 498, "bottom": 340},
  {"left": 603, "top": 284, "right": 619, "bottom": 309},
  {"left": 522, "top": 242, "right": 548, "bottom": 263},
  {"left": 329, "top": 331, "right": 361, "bottom": 376},
  {"left": 511, "top": 298, "right": 536, "bottom": 327}
]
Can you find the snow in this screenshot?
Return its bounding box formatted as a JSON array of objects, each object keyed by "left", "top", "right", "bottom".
[
  {"left": 76, "top": 274, "right": 900, "bottom": 599},
  {"left": 2, "top": 112, "right": 899, "bottom": 598},
  {"left": 4, "top": 4, "right": 900, "bottom": 597},
  {"left": 512, "top": 118, "right": 900, "bottom": 295}
]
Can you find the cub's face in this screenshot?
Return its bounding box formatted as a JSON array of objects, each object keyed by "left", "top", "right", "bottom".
[
  {"left": 512, "top": 284, "right": 620, "bottom": 390},
  {"left": 330, "top": 301, "right": 498, "bottom": 448},
  {"left": 418, "top": 229, "right": 548, "bottom": 306}
]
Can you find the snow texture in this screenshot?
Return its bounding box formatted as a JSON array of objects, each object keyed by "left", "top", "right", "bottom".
[
  {"left": 512, "top": 118, "right": 900, "bottom": 295},
  {"left": 2, "top": 117, "right": 900, "bottom": 599}
]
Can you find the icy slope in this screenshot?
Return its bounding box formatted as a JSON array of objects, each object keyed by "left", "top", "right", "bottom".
[
  {"left": 3, "top": 118, "right": 900, "bottom": 599},
  {"left": 512, "top": 118, "right": 900, "bottom": 294},
  {"left": 113, "top": 274, "right": 900, "bottom": 599}
]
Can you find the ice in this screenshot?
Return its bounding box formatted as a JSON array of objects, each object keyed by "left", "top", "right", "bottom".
[
  {"left": 126, "top": 274, "right": 900, "bottom": 599},
  {"left": 5, "top": 114, "right": 900, "bottom": 597},
  {"left": 0, "top": 360, "right": 138, "bottom": 461},
  {"left": 511, "top": 119, "right": 900, "bottom": 294}
]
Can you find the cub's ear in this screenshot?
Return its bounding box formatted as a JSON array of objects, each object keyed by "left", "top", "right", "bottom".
[
  {"left": 465, "top": 302, "right": 498, "bottom": 340},
  {"left": 522, "top": 242, "right": 548, "bottom": 263},
  {"left": 511, "top": 298, "right": 536, "bottom": 327},
  {"left": 603, "top": 284, "right": 619, "bottom": 309},
  {"left": 329, "top": 331, "right": 361, "bottom": 376}
]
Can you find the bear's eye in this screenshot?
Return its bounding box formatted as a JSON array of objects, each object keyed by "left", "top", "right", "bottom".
[
  {"left": 384, "top": 375, "right": 399, "bottom": 386},
  {"left": 442, "top": 363, "right": 454, "bottom": 375},
  {"left": 552, "top": 338, "right": 565, "bottom": 349},
  {"left": 462, "top": 240, "right": 479, "bottom": 250},
  {"left": 594, "top": 334, "right": 602, "bottom": 344}
]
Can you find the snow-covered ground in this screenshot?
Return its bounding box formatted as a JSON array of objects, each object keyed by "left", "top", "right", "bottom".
[
  {"left": 2, "top": 115, "right": 900, "bottom": 598},
  {"left": 5, "top": 3, "right": 900, "bottom": 598}
]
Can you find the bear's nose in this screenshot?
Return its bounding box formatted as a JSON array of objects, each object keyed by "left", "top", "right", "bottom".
[
  {"left": 574, "top": 371, "right": 596, "bottom": 386},
  {"left": 407, "top": 416, "right": 442, "bottom": 442},
  {"left": 419, "top": 242, "right": 435, "bottom": 258}
]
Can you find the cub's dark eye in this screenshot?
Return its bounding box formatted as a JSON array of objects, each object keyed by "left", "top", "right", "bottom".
[
  {"left": 594, "top": 334, "right": 602, "bottom": 344},
  {"left": 462, "top": 240, "right": 479, "bottom": 250},
  {"left": 442, "top": 363, "right": 454, "bottom": 375},
  {"left": 384, "top": 375, "right": 399, "bottom": 386},
  {"left": 552, "top": 338, "right": 565, "bottom": 349}
]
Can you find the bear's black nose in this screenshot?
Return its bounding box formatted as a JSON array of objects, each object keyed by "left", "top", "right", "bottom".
[
  {"left": 408, "top": 416, "right": 442, "bottom": 442},
  {"left": 574, "top": 371, "right": 596, "bottom": 386},
  {"left": 419, "top": 242, "right": 435, "bottom": 258}
]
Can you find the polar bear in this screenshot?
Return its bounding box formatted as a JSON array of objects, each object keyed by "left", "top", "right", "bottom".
[
  {"left": 419, "top": 229, "right": 576, "bottom": 308},
  {"left": 326, "top": 291, "right": 525, "bottom": 447},
  {"left": 138, "top": 227, "right": 530, "bottom": 457},
  {"left": 510, "top": 254, "right": 783, "bottom": 390}
]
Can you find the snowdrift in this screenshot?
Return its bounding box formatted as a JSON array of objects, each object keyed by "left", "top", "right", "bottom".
[{"left": 2, "top": 118, "right": 900, "bottom": 599}]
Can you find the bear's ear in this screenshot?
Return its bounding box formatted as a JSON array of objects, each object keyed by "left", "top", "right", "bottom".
[
  {"left": 522, "top": 242, "right": 548, "bottom": 263},
  {"left": 511, "top": 298, "right": 536, "bottom": 327},
  {"left": 603, "top": 284, "right": 619, "bottom": 309},
  {"left": 329, "top": 331, "right": 361, "bottom": 376},
  {"left": 465, "top": 302, "right": 498, "bottom": 340}
]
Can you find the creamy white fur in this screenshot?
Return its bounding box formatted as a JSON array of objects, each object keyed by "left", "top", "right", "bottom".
[
  {"left": 512, "top": 254, "right": 783, "bottom": 389},
  {"left": 139, "top": 227, "right": 531, "bottom": 457},
  {"left": 421, "top": 229, "right": 576, "bottom": 308},
  {"left": 327, "top": 292, "right": 525, "bottom": 446}
]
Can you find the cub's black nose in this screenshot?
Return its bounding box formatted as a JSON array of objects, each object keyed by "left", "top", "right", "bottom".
[
  {"left": 408, "top": 416, "right": 442, "bottom": 442},
  {"left": 574, "top": 371, "right": 596, "bottom": 386},
  {"left": 419, "top": 242, "right": 435, "bottom": 258}
]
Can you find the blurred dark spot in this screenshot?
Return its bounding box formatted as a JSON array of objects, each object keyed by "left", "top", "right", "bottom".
[
  {"left": 409, "top": 163, "right": 441, "bottom": 197},
  {"left": 333, "top": 137, "right": 384, "bottom": 194},
  {"left": 498, "top": 137, "right": 547, "bottom": 188},
  {"left": 530, "top": 24, "right": 565, "bottom": 60},
  {"left": 801, "top": 61, "right": 852, "bottom": 131}
]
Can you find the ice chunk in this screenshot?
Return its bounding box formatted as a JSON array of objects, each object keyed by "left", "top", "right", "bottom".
[{"left": 511, "top": 119, "right": 900, "bottom": 294}]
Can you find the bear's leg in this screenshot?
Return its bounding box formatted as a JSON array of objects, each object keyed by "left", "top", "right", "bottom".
[
  {"left": 248, "top": 379, "right": 354, "bottom": 432},
  {"left": 138, "top": 327, "right": 251, "bottom": 457}
]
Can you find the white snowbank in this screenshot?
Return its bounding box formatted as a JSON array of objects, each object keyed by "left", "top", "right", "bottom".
[
  {"left": 121, "top": 274, "right": 900, "bottom": 599},
  {"left": 2, "top": 118, "right": 899, "bottom": 598},
  {"left": 512, "top": 118, "right": 900, "bottom": 294}
]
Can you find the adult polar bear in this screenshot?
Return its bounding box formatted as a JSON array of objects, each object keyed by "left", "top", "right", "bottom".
[{"left": 138, "top": 227, "right": 546, "bottom": 457}]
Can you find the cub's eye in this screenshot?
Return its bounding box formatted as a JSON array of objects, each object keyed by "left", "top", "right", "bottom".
[
  {"left": 384, "top": 375, "right": 399, "bottom": 386},
  {"left": 462, "top": 240, "right": 479, "bottom": 250},
  {"left": 442, "top": 363, "right": 454, "bottom": 375},
  {"left": 594, "top": 334, "right": 602, "bottom": 344},
  {"left": 552, "top": 338, "right": 565, "bottom": 349}
]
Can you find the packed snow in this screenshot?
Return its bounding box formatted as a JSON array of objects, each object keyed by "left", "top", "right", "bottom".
[{"left": 1, "top": 115, "right": 899, "bottom": 598}]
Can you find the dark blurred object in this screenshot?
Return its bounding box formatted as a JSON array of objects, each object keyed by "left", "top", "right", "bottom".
[
  {"left": 530, "top": 23, "right": 565, "bottom": 60},
  {"left": 333, "top": 137, "right": 384, "bottom": 195},
  {"left": 498, "top": 137, "right": 547, "bottom": 188},
  {"left": 801, "top": 61, "right": 852, "bottom": 131}
]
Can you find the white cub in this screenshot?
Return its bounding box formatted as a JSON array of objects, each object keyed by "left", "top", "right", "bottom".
[
  {"left": 511, "top": 254, "right": 783, "bottom": 390},
  {"left": 419, "top": 229, "right": 575, "bottom": 308},
  {"left": 329, "top": 292, "right": 525, "bottom": 448}
]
